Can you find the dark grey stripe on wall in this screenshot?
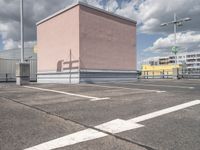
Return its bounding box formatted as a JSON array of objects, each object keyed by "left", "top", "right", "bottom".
[
  {"left": 80, "top": 71, "right": 138, "bottom": 78},
  {"left": 80, "top": 70, "right": 138, "bottom": 83}
]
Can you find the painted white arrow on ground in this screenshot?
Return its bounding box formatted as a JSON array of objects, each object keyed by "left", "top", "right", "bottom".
[{"left": 25, "top": 100, "right": 200, "bottom": 150}]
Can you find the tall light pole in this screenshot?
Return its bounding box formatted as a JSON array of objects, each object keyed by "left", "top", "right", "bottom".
[
  {"left": 16, "top": 0, "right": 30, "bottom": 86},
  {"left": 161, "top": 13, "right": 191, "bottom": 65},
  {"left": 20, "top": 0, "right": 24, "bottom": 63}
]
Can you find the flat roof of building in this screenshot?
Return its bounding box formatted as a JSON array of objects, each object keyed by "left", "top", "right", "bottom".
[{"left": 36, "top": 1, "right": 137, "bottom": 26}]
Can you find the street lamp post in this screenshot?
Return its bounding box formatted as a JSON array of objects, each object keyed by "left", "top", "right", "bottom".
[
  {"left": 174, "top": 13, "right": 177, "bottom": 52},
  {"left": 20, "top": 0, "right": 24, "bottom": 63},
  {"left": 16, "top": 0, "right": 30, "bottom": 85},
  {"left": 161, "top": 13, "right": 191, "bottom": 65}
]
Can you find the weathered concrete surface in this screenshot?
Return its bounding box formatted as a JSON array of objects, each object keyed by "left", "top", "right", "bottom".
[{"left": 0, "top": 80, "right": 200, "bottom": 150}]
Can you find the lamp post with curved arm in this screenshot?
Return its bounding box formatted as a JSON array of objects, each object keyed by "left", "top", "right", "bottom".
[{"left": 20, "top": 0, "right": 24, "bottom": 63}]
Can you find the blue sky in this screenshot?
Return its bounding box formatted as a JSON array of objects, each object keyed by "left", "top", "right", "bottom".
[
  {"left": 0, "top": 0, "right": 199, "bottom": 64},
  {"left": 137, "top": 33, "right": 162, "bottom": 62}
]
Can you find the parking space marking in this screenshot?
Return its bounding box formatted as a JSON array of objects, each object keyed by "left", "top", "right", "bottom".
[
  {"left": 24, "top": 86, "right": 110, "bottom": 101},
  {"left": 25, "top": 129, "right": 107, "bottom": 150},
  {"left": 128, "top": 100, "right": 200, "bottom": 123},
  {"left": 82, "top": 83, "right": 166, "bottom": 93},
  {"left": 118, "top": 82, "right": 195, "bottom": 89},
  {"left": 90, "top": 97, "right": 113, "bottom": 101},
  {"left": 25, "top": 100, "right": 200, "bottom": 150},
  {"left": 25, "top": 120, "right": 143, "bottom": 150}
]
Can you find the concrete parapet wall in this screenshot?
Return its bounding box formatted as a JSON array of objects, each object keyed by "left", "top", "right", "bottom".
[
  {"left": 80, "top": 69, "right": 137, "bottom": 83},
  {"left": 37, "top": 70, "right": 79, "bottom": 84},
  {"left": 37, "top": 69, "right": 137, "bottom": 84}
]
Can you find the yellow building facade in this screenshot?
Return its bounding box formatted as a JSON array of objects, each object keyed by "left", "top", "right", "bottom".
[{"left": 141, "top": 64, "right": 181, "bottom": 78}]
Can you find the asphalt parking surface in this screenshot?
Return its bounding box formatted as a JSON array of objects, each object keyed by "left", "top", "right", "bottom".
[{"left": 0, "top": 79, "right": 200, "bottom": 150}]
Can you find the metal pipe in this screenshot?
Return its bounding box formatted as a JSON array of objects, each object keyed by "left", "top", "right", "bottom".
[
  {"left": 20, "top": 0, "right": 24, "bottom": 63},
  {"left": 174, "top": 13, "right": 177, "bottom": 65},
  {"left": 174, "top": 13, "right": 177, "bottom": 46}
]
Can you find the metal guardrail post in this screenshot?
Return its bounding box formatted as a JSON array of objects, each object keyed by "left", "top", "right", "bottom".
[
  {"left": 163, "top": 70, "right": 165, "bottom": 79},
  {"left": 167, "top": 71, "right": 168, "bottom": 79},
  {"left": 6, "top": 73, "right": 8, "bottom": 83},
  {"left": 153, "top": 71, "right": 154, "bottom": 79}
]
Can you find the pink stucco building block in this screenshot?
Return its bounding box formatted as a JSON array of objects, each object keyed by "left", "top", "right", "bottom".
[{"left": 36, "top": 2, "right": 137, "bottom": 83}]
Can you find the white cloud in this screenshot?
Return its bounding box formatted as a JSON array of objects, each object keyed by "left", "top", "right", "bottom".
[
  {"left": 140, "top": 18, "right": 160, "bottom": 33},
  {"left": 79, "top": 0, "right": 103, "bottom": 9},
  {"left": 0, "top": 24, "right": 8, "bottom": 32},
  {"left": 0, "top": 0, "right": 200, "bottom": 54},
  {"left": 145, "top": 31, "right": 200, "bottom": 53},
  {"left": 0, "top": 0, "right": 140, "bottom": 50},
  {"left": 0, "top": 0, "right": 76, "bottom": 50},
  {"left": 2, "top": 39, "right": 19, "bottom": 50},
  {"left": 106, "top": 0, "right": 118, "bottom": 12},
  {"left": 138, "top": 0, "right": 200, "bottom": 34},
  {"left": 115, "top": 0, "right": 138, "bottom": 20},
  {"left": 137, "top": 0, "right": 200, "bottom": 59}
]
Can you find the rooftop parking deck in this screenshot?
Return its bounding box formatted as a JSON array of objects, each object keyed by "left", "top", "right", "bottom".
[{"left": 0, "top": 79, "right": 200, "bottom": 150}]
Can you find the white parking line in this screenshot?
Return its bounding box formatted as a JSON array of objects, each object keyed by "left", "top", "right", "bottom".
[
  {"left": 118, "top": 82, "right": 195, "bottom": 89},
  {"left": 90, "top": 97, "right": 113, "bottom": 101},
  {"left": 25, "top": 129, "right": 107, "bottom": 150},
  {"left": 128, "top": 100, "right": 200, "bottom": 123},
  {"left": 82, "top": 83, "right": 166, "bottom": 93},
  {"left": 24, "top": 120, "right": 143, "bottom": 150},
  {"left": 24, "top": 100, "right": 200, "bottom": 150},
  {"left": 24, "top": 86, "right": 110, "bottom": 101}
]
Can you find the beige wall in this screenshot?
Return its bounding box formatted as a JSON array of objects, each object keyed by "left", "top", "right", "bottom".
[
  {"left": 79, "top": 5, "right": 136, "bottom": 71},
  {"left": 37, "top": 6, "right": 80, "bottom": 73}
]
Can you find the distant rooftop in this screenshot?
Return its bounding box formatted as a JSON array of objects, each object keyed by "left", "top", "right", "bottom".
[{"left": 36, "top": 1, "right": 137, "bottom": 26}]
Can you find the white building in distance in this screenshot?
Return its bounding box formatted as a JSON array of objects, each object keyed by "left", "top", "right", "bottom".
[{"left": 143, "top": 51, "right": 200, "bottom": 70}]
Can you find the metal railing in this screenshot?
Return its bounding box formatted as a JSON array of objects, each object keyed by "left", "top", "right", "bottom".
[
  {"left": 0, "top": 58, "right": 37, "bottom": 82},
  {"left": 180, "top": 69, "right": 200, "bottom": 79},
  {"left": 139, "top": 70, "right": 173, "bottom": 79},
  {"left": 138, "top": 69, "right": 200, "bottom": 79},
  {"left": 0, "top": 73, "right": 15, "bottom": 82}
]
